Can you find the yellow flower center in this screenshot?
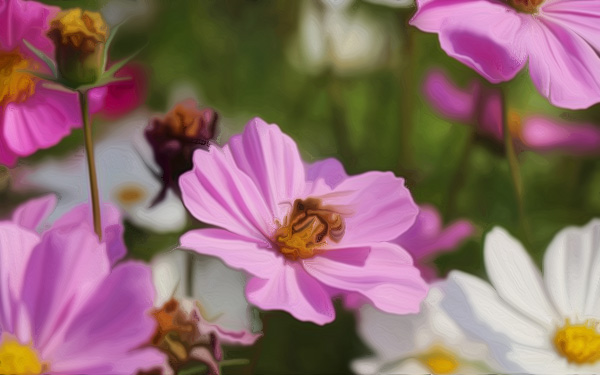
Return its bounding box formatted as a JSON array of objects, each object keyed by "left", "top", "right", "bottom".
[
  {"left": 554, "top": 319, "right": 600, "bottom": 365},
  {"left": 510, "top": 0, "right": 544, "bottom": 13},
  {"left": 114, "top": 183, "right": 147, "bottom": 206},
  {"left": 49, "top": 9, "right": 108, "bottom": 51},
  {"left": 0, "top": 50, "right": 37, "bottom": 107},
  {"left": 0, "top": 338, "right": 45, "bottom": 374},
  {"left": 274, "top": 198, "right": 345, "bottom": 260},
  {"left": 418, "top": 346, "right": 460, "bottom": 374}
]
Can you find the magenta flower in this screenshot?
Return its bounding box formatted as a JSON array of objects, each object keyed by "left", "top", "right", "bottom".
[
  {"left": 179, "top": 118, "right": 428, "bottom": 325},
  {"left": 0, "top": 199, "right": 164, "bottom": 374},
  {"left": 423, "top": 69, "right": 600, "bottom": 155},
  {"left": 411, "top": 0, "right": 600, "bottom": 109},
  {"left": 0, "top": 0, "right": 143, "bottom": 167}
]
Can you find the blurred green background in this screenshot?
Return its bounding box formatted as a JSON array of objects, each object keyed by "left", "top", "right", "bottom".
[{"left": 6, "top": 0, "right": 600, "bottom": 373}]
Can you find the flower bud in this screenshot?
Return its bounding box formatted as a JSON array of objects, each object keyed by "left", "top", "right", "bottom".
[
  {"left": 145, "top": 100, "right": 217, "bottom": 205},
  {"left": 48, "top": 8, "right": 108, "bottom": 87}
]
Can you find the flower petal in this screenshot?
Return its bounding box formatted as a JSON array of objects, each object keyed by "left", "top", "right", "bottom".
[
  {"left": 422, "top": 69, "right": 478, "bottom": 124},
  {"left": 151, "top": 249, "right": 189, "bottom": 306},
  {"left": 484, "top": 228, "right": 559, "bottom": 327},
  {"left": 304, "top": 242, "right": 428, "bottom": 315},
  {"left": 305, "top": 158, "right": 347, "bottom": 189},
  {"left": 245, "top": 262, "right": 335, "bottom": 325},
  {"left": 521, "top": 116, "right": 600, "bottom": 155},
  {"left": 542, "top": 0, "right": 600, "bottom": 52},
  {"left": 0, "top": 0, "right": 57, "bottom": 56},
  {"left": 180, "top": 228, "right": 283, "bottom": 279},
  {"left": 227, "top": 118, "right": 306, "bottom": 220},
  {"left": 411, "top": 0, "right": 527, "bottom": 83},
  {"left": 3, "top": 84, "right": 80, "bottom": 157},
  {"left": 11, "top": 194, "right": 56, "bottom": 232},
  {"left": 526, "top": 18, "right": 600, "bottom": 109},
  {"left": 49, "top": 262, "right": 165, "bottom": 375}
]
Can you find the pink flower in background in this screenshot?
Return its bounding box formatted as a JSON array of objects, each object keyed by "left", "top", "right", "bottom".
[
  {"left": 179, "top": 118, "right": 428, "bottom": 325},
  {"left": 0, "top": 0, "right": 144, "bottom": 167},
  {"left": 395, "top": 205, "right": 474, "bottom": 281},
  {"left": 0, "top": 199, "right": 164, "bottom": 374},
  {"left": 423, "top": 69, "right": 600, "bottom": 155},
  {"left": 411, "top": 0, "right": 600, "bottom": 109}
]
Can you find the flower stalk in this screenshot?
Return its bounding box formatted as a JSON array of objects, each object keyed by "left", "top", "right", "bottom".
[{"left": 79, "top": 90, "right": 102, "bottom": 241}]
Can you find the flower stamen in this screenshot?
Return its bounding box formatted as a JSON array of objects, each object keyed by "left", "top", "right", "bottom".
[
  {"left": 0, "top": 337, "right": 46, "bottom": 375},
  {"left": 0, "top": 50, "right": 37, "bottom": 107},
  {"left": 554, "top": 319, "right": 600, "bottom": 365}
]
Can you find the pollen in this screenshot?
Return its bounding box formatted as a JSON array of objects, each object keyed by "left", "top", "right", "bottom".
[
  {"left": 418, "top": 346, "right": 460, "bottom": 375},
  {"left": 274, "top": 198, "right": 345, "bottom": 260},
  {"left": 0, "top": 50, "right": 37, "bottom": 107},
  {"left": 114, "top": 184, "right": 147, "bottom": 206},
  {"left": 0, "top": 337, "right": 46, "bottom": 374},
  {"left": 510, "top": 0, "right": 544, "bottom": 13},
  {"left": 554, "top": 319, "right": 600, "bottom": 365},
  {"left": 49, "top": 8, "right": 108, "bottom": 50}
]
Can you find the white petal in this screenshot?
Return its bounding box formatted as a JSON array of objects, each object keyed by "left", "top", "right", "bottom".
[
  {"left": 151, "top": 249, "right": 189, "bottom": 306},
  {"left": 485, "top": 227, "right": 559, "bottom": 327}
]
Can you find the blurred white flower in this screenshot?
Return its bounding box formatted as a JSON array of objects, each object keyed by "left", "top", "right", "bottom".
[
  {"left": 151, "top": 249, "right": 261, "bottom": 343},
  {"left": 288, "top": 0, "right": 402, "bottom": 76},
  {"left": 14, "top": 111, "right": 187, "bottom": 233},
  {"left": 353, "top": 282, "right": 499, "bottom": 374},
  {"left": 442, "top": 221, "right": 600, "bottom": 374}
]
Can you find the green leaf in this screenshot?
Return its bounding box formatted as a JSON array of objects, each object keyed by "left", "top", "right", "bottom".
[
  {"left": 17, "top": 70, "right": 58, "bottom": 83},
  {"left": 104, "top": 45, "right": 145, "bottom": 77},
  {"left": 23, "top": 40, "right": 57, "bottom": 78}
]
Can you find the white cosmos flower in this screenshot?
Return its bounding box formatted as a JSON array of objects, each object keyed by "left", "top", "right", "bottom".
[
  {"left": 441, "top": 221, "right": 600, "bottom": 374},
  {"left": 353, "top": 282, "right": 499, "bottom": 374},
  {"left": 14, "top": 111, "right": 187, "bottom": 233},
  {"left": 288, "top": 0, "right": 401, "bottom": 76},
  {"left": 151, "top": 249, "right": 261, "bottom": 343}
]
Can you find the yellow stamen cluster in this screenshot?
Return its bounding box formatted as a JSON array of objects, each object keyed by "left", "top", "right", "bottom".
[
  {"left": 0, "top": 338, "right": 45, "bottom": 374},
  {"left": 510, "top": 0, "right": 544, "bottom": 13},
  {"left": 418, "top": 346, "right": 460, "bottom": 375},
  {"left": 275, "top": 198, "right": 345, "bottom": 260},
  {"left": 554, "top": 319, "right": 600, "bottom": 365},
  {"left": 49, "top": 9, "right": 108, "bottom": 52},
  {"left": 0, "top": 50, "right": 37, "bottom": 107}
]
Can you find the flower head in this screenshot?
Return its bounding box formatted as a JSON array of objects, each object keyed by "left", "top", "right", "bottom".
[
  {"left": 145, "top": 100, "right": 217, "bottom": 205},
  {"left": 423, "top": 69, "right": 600, "bottom": 156},
  {"left": 179, "top": 117, "right": 428, "bottom": 325},
  {"left": 0, "top": 199, "right": 164, "bottom": 374},
  {"left": 441, "top": 221, "right": 600, "bottom": 373},
  {"left": 411, "top": 0, "right": 600, "bottom": 109}
]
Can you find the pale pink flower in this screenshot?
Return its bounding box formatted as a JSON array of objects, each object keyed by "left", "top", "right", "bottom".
[
  {"left": 179, "top": 118, "right": 428, "bottom": 325},
  {"left": 0, "top": 0, "right": 143, "bottom": 167},
  {"left": 0, "top": 197, "right": 164, "bottom": 374},
  {"left": 411, "top": 0, "right": 600, "bottom": 109},
  {"left": 423, "top": 69, "right": 600, "bottom": 155}
]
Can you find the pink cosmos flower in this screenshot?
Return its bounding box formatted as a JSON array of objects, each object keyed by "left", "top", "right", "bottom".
[
  {"left": 179, "top": 117, "right": 428, "bottom": 325},
  {"left": 411, "top": 0, "right": 600, "bottom": 109},
  {"left": 423, "top": 69, "right": 600, "bottom": 155},
  {"left": 0, "top": 197, "right": 164, "bottom": 374},
  {"left": 0, "top": 0, "right": 144, "bottom": 167}
]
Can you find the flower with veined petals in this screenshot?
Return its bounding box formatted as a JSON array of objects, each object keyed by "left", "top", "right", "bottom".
[
  {"left": 178, "top": 117, "right": 428, "bottom": 325},
  {"left": 411, "top": 0, "right": 600, "bottom": 109},
  {"left": 423, "top": 69, "right": 600, "bottom": 155},
  {"left": 0, "top": 0, "right": 144, "bottom": 167},
  {"left": 0, "top": 198, "right": 164, "bottom": 374},
  {"left": 13, "top": 111, "right": 187, "bottom": 233},
  {"left": 353, "top": 282, "right": 500, "bottom": 375},
  {"left": 441, "top": 221, "right": 600, "bottom": 373}
]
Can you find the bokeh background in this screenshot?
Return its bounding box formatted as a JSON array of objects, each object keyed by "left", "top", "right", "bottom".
[{"left": 3, "top": 0, "right": 600, "bottom": 373}]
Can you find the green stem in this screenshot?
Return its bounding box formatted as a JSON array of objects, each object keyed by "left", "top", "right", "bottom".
[
  {"left": 501, "top": 91, "right": 531, "bottom": 245},
  {"left": 79, "top": 90, "right": 102, "bottom": 241},
  {"left": 445, "top": 127, "right": 475, "bottom": 218}
]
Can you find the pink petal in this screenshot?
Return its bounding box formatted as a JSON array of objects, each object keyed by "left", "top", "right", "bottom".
[
  {"left": 0, "top": 0, "right": 57, "bottom": 57},
  {"left": 227, "top": 118, "right": 306, "bottom": 220},
  {"left": 52, "top": 203, "right": 127, "bottom": 265},
  {"left": 521, "top": 116, "right": 600, "bottom": 155},
  {"left": 88, "top": 65, "right": 147, "bottom": 118},
  {"left": 396, "top": 205, "right": 474, "bottom": 260},
  {"left": 246, "top": 262, "right": 335, "bottom": 325},
  {"left": 315, "top": 171, "right": 418, "bottom": 245},
  {"left": 180, "top": 228, "right": 283, "bottom": 279},
  {"left": 305, "top": 158, "right": 347, "bottom": 189},
  {"left": 3, "top": 84, "right": 81, "bottom": 157},
  {"left": 0, "top": 129, "right": 18, "bottom": 166},
  {"left": 0, "top": 222, "right": 39, "bottom": 333},
  {"left": 526, "top": 18, "right": 600, "bottom": 109},
  {"left": 203, "top": 321, "right": 261, "bottom": 346},
  {"left": 542, "top": 0, "right": 600, "bottom": 52},
  {"left": 11, "top": 194, "right": 56, "bottom": 232},
  {"left": 303, "top": 242, "right": 428, "bottom": 315},
  {"left": 411, "top": 0, "right": 527, "bottom": 82},
  {"left": 21, "top": 221, "right": 110, "bottom": 355},
  {"left": 49, "top": 262, "right": 165, "bottom": 375},
  {"left": 422, "top": 69, "right": 478, "bottom": 124},
  {"left": 180, "top": 144, "right": 274, "bottom": 241},
  {"left": 477, "top": 87, "right": 504, "bottom": 141}
]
